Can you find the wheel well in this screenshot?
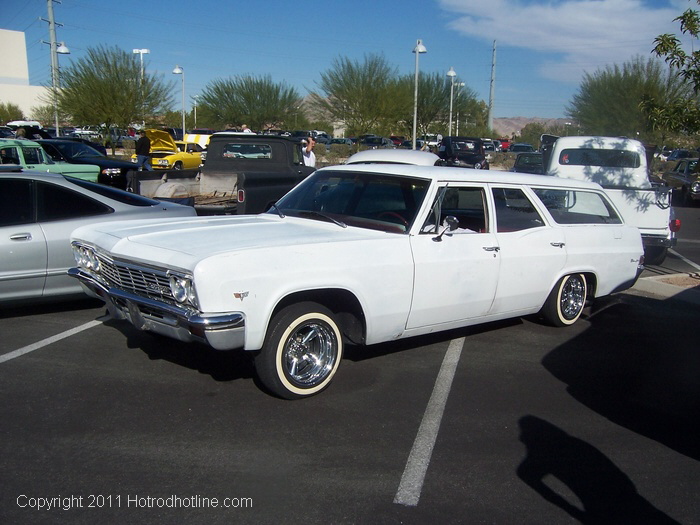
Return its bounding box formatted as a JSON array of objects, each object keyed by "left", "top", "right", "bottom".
[
  {"left": 273, "top": 289, "right": 366, "bottom": 345},
  {"left": 581, "top": 272, "right": 597, "bottom": 298}
]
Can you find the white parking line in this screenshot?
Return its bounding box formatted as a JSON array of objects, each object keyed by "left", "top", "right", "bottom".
[
  {"left": 670, "top": 248, "right": 700, "bottom": 272},
  {"left": 0, "top": 320, "right": 103, "bottom": 364},
  {"left": 394, "top": 337, "right": 464, "bottom": 507}
]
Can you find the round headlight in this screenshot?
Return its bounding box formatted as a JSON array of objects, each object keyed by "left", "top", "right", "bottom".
[
  {"left": 86, "top": 250, "right": 100, "bottom": 272},
  {"left": 691, "top": 181, "right": 700, "bottom": 193}
]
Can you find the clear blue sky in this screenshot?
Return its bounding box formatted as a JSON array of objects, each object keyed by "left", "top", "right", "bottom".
[{"left": 2, "top": 0, "right": 690, "bottom": 119}]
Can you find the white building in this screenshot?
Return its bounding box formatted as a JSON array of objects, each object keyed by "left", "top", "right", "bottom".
[{"left": 0, "top": 29, "right": 50, "bottom": 121}]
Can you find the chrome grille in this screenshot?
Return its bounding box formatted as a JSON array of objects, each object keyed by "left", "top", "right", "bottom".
[{"left": 96, "top": 253, "right": 174, "bottom": 303}]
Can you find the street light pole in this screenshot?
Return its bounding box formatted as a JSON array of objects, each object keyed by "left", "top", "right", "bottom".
[
  {"left": 446, "top": 67, "right": 456, "bottom": 136},
  {"left": 412, "top": 39, "right": 427, "bottom": 150},
  {"left": 45, "top": 0, "right": 69, "bottom": 137},
  {"left": 133, "top": 49, "right": 150, "bottom": 127},
  {"left": 173, "top": 65, "right": 185, "bottom": 139},
  {"left": 193, "top": 95, "right": 198, "bottom": 128}
]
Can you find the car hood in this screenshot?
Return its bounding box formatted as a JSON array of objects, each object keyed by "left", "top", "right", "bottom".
[
  {"left": 146, "top": 129, "right": 177, "bottom": 152},
  {"left": 72, "top": 214, "right": 391, "bottom": 269},
  {"left": 69, "top": 156, "right": 135, "bottom": 168}
]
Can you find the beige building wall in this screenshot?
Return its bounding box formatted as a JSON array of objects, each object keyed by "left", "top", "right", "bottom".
[{"left": 0, "top": 29, "right": 51, "bottom": 121}]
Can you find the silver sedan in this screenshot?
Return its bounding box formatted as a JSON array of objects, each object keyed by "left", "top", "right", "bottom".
[{"left": 0, "top": 168, "right": 197, "bottom": 305}]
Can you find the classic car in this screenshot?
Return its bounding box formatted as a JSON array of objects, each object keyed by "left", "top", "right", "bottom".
[
  {"left": 198, "top": 133, "right": 315, "bottom": 214},
  {"left": 0, "top": 138, "right": 99, "bottom": 181},
  {"left": 70, "top": 165, "right": 643, "bottom": 399},
  {"left": 131, "top": 129, "right": 203, "bottom": 170},
  {"left": 37, "top": 139, "right": 136, "bottom": 190},
  {"left": 663, "top": 158, "right": 700, "bottom": 205},
  {"left": 511, "top": 152, "right": 544, "bottom": 174},
  {"left": 437, "top": 136, "right": 490, "bottom": 169},
  {"left": 0, "top": 168, "right": 196, "bottom": 305}
]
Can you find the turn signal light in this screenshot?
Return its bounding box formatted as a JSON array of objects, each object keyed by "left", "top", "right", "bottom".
[{"left": 670, "top": 219, "right": 681, "bottom": 233}]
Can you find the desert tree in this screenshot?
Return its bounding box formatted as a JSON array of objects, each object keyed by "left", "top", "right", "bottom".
[
  {"left": 566, "top": 56, "right": 690, "bottom": 141},
  {"left": 52, "top": 45, "right": 174, "bottom": 135},
  {"left": 197, "top": 75, "right": 301, "bottom": 131}
]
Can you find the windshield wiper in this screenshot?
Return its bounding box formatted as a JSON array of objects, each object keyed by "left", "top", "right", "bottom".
[
  {"left": 299, "top": 210, "right": 347, "bottom": 228},
  {"left": 269, "top": 203, "right": 285, "bottom": 218}
]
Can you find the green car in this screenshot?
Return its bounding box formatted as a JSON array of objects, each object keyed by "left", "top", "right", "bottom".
[{"left": 0, "top": 139, "right": 99, "bottom": 181}]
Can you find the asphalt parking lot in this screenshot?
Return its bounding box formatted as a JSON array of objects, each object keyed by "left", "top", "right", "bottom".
[{"left": 1, "top": 207, "right": 699, "bottom": 524}]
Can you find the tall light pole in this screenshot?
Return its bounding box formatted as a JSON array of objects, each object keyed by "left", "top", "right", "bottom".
[
  {"left": 133, "top": 49, "right": 150, "bottom": 127},
  {"left": 446, "top": 67, "right": 456, "bottom": 136},
  {"left": 412, "top": 39, "right": 427, "bottom": 150},
  {"left": 173, "top": 65, "right": 185, "bottom": 139},
  {"left": 44, "top": 0, "right": 70, "bottom": 137},
  {"left": 192, "top": 95, "right": 198, "bottom": 128}
]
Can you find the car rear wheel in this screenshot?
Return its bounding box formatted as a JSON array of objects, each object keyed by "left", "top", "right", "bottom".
[
  {"left": 541, "top": 274, "right": 587, "bottom": 326},
  {"left": 255, "top": 302, "right": 343, "bottom": 399},
  {"left": 644, "top": 246, "right": 668, "bottom": 266}
]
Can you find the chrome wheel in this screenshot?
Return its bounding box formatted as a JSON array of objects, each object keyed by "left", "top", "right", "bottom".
[
  {"left": 541, "top": 274, "right": 587, "bottom": 327},
  {"left": 281, "top": 318, "right": 339, "bottom": 387},
  {"left": 256, "top": 302, "right": 343, "bottom": 399},
  {"left": 560, "top": 275, "right": 585, "bottom": 321}
]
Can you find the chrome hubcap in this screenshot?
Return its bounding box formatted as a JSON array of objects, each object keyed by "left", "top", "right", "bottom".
[
  {"left": 560, "top": 276, "right": 585, "bottom": 320},
  {"left": 282, "top": 321, "right": 338, "bottom": 387}
]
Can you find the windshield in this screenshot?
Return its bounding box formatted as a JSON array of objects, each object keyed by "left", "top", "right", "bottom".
[
  {"left": 270, "top": 170, "right": 431, "bottom": 233},
  {"left": 55, "top": 141, "right": 104, "bottom": 158},
  {"left": 64, "top": 176, "right": 162, "bottom": 206}
]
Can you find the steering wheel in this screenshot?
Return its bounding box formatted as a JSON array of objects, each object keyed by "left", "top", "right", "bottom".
[{"left": 377, "top": 211, "right": 409, "bottom": 227}]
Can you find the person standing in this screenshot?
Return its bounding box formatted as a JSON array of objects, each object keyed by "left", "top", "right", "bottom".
[
  {"left": 301, "top": 136, "right": 316, "bottom": 167},
  {"left": 135, "top": 130, "right": 153, "bottom": 171}
]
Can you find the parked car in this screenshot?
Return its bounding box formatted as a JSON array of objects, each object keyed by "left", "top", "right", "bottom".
[
  {"left": 346, "top": 149, "right": 441, "bottom": 166},
  {"left": 666, "top": 149, "right": 693, "bottom": 162},
  {"left": 511, "top": 152, "right": 544, "bottom": 174},
  {"left": 0, "top": 139, "right": 99, "bottom": 180},
  {"left": 0, "top": 168, "right": 196, "bottom": 305},
  {"left": 663, "top": 158, "right": 700, "bottom": 205},
  {"left": 329, "top": 138, "right": 354, "bottom": 146},
  {"left": 401, "top": 139, "right": 427, "bottom": 150},
  {"left": 360, "top": 136, "right": 394, "bottom": 149},
  {"left": 437, "top": 136, "right": 489, "bottom": 169},
  {"left": 70, "top": 164, "right": 643, "bottom": 399},
  {"left": 510, "top": 143, "right": 536, "bottom": 153},
  {"left": 131, "top": 129, "right": 203, "bottom": 170},
  {"left": 37, "top": 139, "right": 136, "bottom": 190}
]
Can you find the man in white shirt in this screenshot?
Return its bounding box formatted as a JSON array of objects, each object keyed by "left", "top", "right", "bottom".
[{"left": 302, "top": 136, "right": 316, "bottom": 167}]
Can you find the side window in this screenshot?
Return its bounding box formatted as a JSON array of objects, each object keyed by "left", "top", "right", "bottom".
[
  {"left": 22, "top": 147, "right": 45, "bottom": 165},
  {"left": 0, "top": 179, "right": 33, "bottom": 226},
  {"left": 533, "top": 188, "right": 622, "bottom": 225},
  {"left": 42, "top": 144, "right": 62, "bottom": 161},
  {"left": 422, "top": 186, "right": 488, "bottom": 234},
  {"left": 1, "top": 147, "right": 20, "bottom": 165},
  {"left": 36, "top": 182, "right": 112, "bottom": 222},
  {"left": 492, "top": 187, "right": 545, "bottom": 232}
]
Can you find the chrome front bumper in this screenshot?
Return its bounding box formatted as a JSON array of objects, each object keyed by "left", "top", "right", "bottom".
[{"left": 68, "top": 268, "right": 245, "bottom": 350}]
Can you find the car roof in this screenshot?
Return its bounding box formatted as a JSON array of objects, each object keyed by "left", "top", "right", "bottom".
[
  {"left": 320, "top": 163, "right": 606, "bottom": 190},
  {"left": 0, "top": 138, "right": 42, "bottom": 147},
  {"left": 346, "top": 149, "right": 440, "bottom": 166}
]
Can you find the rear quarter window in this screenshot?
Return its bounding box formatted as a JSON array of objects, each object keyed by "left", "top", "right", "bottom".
[{"left": 533, "top": 188, "right": 622, "bottom": 225}]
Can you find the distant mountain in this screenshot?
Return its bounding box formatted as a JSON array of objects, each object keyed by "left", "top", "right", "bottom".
[{"left": 493, "top": 117, "right": 572, "bottom": 138}]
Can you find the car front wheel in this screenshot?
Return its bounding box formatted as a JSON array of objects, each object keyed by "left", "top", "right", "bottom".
[
  {"left": 173, "top": 161, "right": 183, "bottom": 170},
  {"left": 255, "top": 302, "right": 343, "bottom": 399},
  {"left": 541, "top": 274, "right": 587, "bottom": 326}
]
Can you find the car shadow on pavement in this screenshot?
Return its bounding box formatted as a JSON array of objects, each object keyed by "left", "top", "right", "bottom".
[
  {"left": 541, "top": 291, "right": 699, "bottom": 462},
  {"left": 103, "top": 318, "right": 256, "bottom": 382},
  {"left": 517, "top": 415, "right": 679, "bottom": 524}
]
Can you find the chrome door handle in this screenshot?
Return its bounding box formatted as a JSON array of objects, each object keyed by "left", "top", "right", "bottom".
[
  {"left": 10, "top": 233, "right": 32, "bottom": 241},
  {"left": 550, "top": 242, "right": 565, "bottom": 248},
  {"left": 483, "top": 246, "right": 500, "bottom": 252}
]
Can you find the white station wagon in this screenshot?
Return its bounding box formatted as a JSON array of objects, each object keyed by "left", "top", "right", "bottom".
[{"left": 70, "top": 165, "right": 644, "bottom": 399}]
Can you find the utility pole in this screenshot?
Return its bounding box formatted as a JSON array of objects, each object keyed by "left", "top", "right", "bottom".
[
  {"left": 43, "top": 0, "right": 70, "bottom": 136},
  {"left": 488, "top": 40, "right": 496, "bottom": 132}
]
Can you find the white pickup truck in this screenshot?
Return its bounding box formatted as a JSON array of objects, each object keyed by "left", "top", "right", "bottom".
[{"left": 542, "top": 135, "right": 679, "bottom": 264}]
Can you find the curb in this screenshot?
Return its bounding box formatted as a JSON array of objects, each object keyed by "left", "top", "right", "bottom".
[{"left": 631, "top": 273, "right": 700, "bottom": 306}]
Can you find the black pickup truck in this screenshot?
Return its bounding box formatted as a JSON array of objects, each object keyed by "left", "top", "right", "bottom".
[{"left": 199, "top": 133, "right": 315, "bottom": 214}]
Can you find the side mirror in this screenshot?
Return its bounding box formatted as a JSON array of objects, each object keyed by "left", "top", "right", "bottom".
[{"left": 432, "top": 215, "right": 459, "bottom": 242}]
